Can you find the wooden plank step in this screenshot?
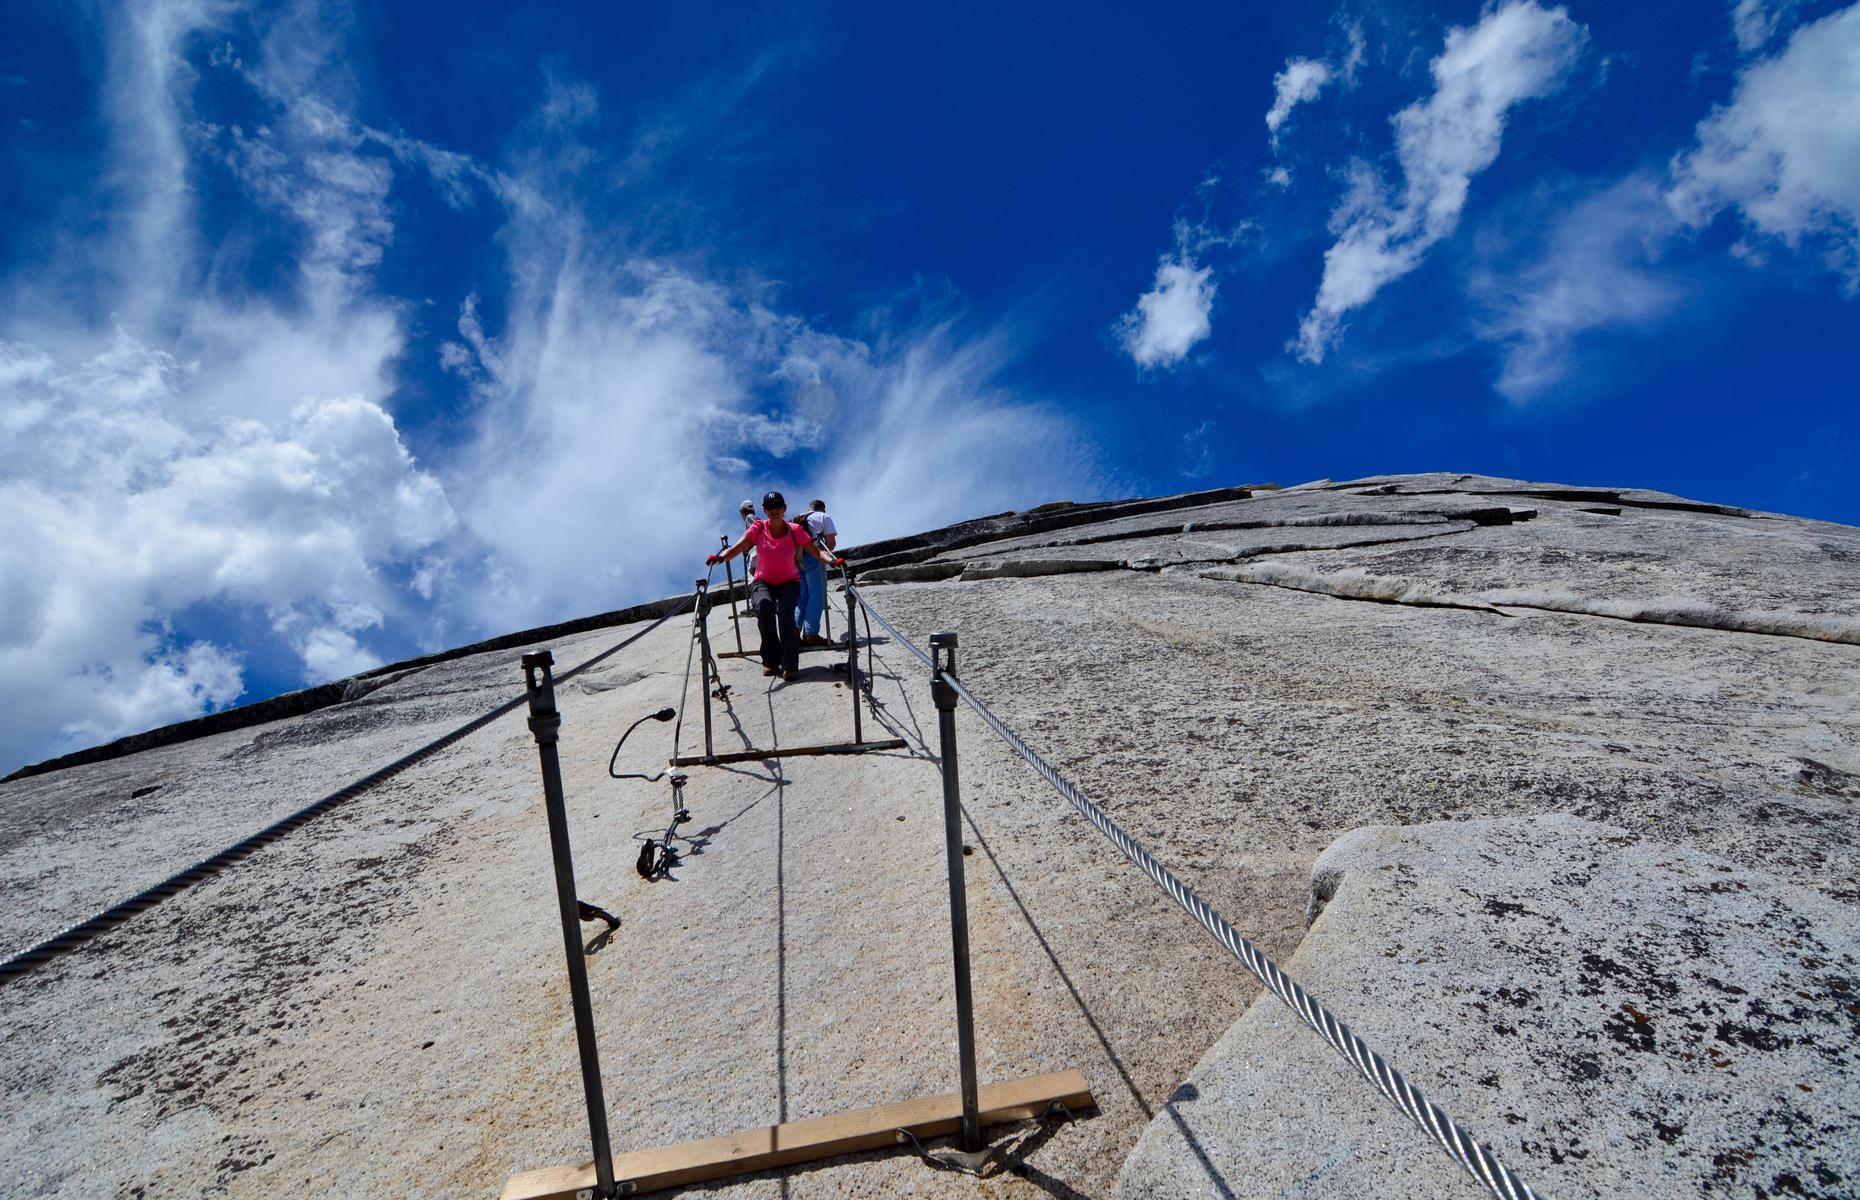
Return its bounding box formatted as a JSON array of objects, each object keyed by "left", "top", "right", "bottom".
[
  {"left": 717, "top": 641, "right": 875, "bottom": 659},
  {"left": 671, "top": 738, "right": 905, "bottom": 767},
  {"left": 499, "top": 1068, "right": 1094, "bottom": 1199}
]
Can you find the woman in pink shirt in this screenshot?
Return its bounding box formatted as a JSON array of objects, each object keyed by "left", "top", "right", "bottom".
[{"left": 710, "top": 491, "right": 843, "bottom": 681}]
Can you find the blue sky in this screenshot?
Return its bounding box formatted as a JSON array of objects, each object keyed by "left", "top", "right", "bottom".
[{"left": 1, "top": 0, "right": 1856, "bottom": 771}]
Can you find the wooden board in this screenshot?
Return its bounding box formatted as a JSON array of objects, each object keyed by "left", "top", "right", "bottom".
[
  {"left": 718, "top": 643, "right": 859, "bottom": 659},
  {"left": 671, "top": 738, "right": 905, "bottom": 767},
  {"left": 500, "top": 1069, "right": 1094, "bottom": 1200}
]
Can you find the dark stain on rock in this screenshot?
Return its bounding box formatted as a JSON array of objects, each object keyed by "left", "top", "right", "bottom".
[
  {"left": 1795, "top": 758, "right": 1860, "bottom": 799},
  {"left": 90, "top": 802, "right": 453, "bottom": 1192},
  {"left": 1604, "top": 1001, "right": 1657, "bottom": 1053}
]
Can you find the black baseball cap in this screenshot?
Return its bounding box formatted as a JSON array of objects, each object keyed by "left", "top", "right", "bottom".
[{"left": 761, "top": 491, "right": 787, "bottom": 509}]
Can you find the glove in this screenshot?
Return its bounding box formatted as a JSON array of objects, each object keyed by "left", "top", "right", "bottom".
[{"left": 706, "top": 553, "right": 722, "bottom": 565}]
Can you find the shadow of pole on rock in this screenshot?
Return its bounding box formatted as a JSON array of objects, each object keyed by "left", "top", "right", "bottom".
[
  {"left": 959, "top": 810, "right": 1239, "bottom": 1200},
  {"left": 763, "top": 683, "right": 793, "bottom": 1200}
]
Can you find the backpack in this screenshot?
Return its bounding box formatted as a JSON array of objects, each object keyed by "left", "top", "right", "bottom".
[
  {"left": 790, "top": 515, "right": 811, "bottom": 573},
  {"left": 794, "top": 512, "right": 829, "bottom": 571}
]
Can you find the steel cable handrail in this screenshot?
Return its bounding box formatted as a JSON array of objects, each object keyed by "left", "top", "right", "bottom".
[
  {"left": 669, "top": 566, "right": 716, "bottom": 763},
  {"left": 844, "top": 582, "right": 1540, "bottom": 1200},
  {"left": 0, "top": 598, "right": 693, "bottom": 987}
]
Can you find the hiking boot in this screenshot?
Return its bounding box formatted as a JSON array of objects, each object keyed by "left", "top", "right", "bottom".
[
  {"left": 782, "top": 669, "right": 798, "bottom": 682},
  {"left": 798, "top": 633, "right": 829, "bottom": 647},
  {"left": 762, "top": 665, "right": 778, "bottom": 677}
]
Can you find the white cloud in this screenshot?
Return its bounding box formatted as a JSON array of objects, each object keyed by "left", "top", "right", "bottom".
[
  {"left": 1668, "top": 4, "right": 1860, "bottom": 289},
  {"left": 1295, "top": 1, "right": 1588, "bottom": 363},
  {"left": 1116, "top": 255, "right": 1216, "bottom": 368},
  {"left": 295, "top": 625, "right": 383, "bottom": 682},
  {"left": 1266, "top": 58, "right": 1335, "bottom": 146},
  {"left": 1264, "top": 23, "right": 1367, "bottom": 151},
  {"left": 1471, "top": 176, "right": 1684, "bottom": 400},
  {"left": 0, "top": 332, "right": 452, "bottom": 767},
  {"left": 1730, "top": 0, "right": 1797, "bottom": 52}
]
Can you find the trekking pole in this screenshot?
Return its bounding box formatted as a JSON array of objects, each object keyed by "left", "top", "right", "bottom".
[
  {"left": 521, "top": 651, "right": 618, "bottom": 1199},
  {"left": 928, "top": 631, "right": 981, "bottom": 1152},
  {"left": 694, "top": 578, "right": 717, "bottom": 761},
  {"left": 720, "top": 535, "right": 744, "bottom": 655},
  {"left": 843, "top": 563, "right": 862, "bottom": 744}
]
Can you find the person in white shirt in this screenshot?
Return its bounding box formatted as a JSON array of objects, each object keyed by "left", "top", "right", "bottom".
[
  {"left": 794, "top": 499, "right": 839, "bottom": 646},
  {"left": 739, "top": 500, "right": 757, "bottom": 572}
]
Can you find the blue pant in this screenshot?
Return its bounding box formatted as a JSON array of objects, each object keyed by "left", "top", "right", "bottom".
[{"left": 795, "top": 556, "right": 827, "bottom": 636}]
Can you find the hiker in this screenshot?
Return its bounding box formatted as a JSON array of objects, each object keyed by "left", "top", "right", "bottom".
[
  {"left": 793, "top": 499, "right": 839, "bottom": 647},
  {"left": 709, "top": 492, "right": 843, "bottom": 681}
]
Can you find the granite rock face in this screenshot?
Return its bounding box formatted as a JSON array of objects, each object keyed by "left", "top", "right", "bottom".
[
  {"left": 1117, "top": 815, "right": 1860, "bottom": 1199},
  {"left": 3, "top": 473, "right": 1856, "bottom": 1199}
]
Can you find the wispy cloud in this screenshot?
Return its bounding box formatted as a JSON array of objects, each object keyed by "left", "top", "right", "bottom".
[
  {"left": 1176, "top": 420, "right": 1215, "bottom": 479},
  {"left": 1668, "top": 3, "right": 1860, "bottom": 290},
  {"left": 810, "top": 328, "right": 1097, "bottom": 537},
  {"left": 436, "top": 194, "right": 1100, "bottom": 633},
  {"left": 1471, "top": 176, "right": 1684, "bottom": 401},
  {"left": 1729, "top": 0, "right": 1798, "bottom": 52},
  {"left": 1295, "top": 1, "right": 1588, "bottom": 363}
]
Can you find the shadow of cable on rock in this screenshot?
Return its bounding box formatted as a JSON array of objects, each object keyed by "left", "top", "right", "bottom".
[
  {"left": 960, "top": 808, "right": 1240, "bottom": 1199},
  {"left": 860, "top": 644, "right": 936, "bottom": 760}
]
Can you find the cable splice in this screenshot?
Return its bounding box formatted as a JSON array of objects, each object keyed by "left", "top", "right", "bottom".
[
  {"left": 844, "top": 582, "right": 1542, "bottom": 1200},
  {"left": 0, "top": 598, "right": 693, "bottom": 987}
]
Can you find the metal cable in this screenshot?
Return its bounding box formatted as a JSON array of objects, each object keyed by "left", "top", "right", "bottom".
[
  {"left": 0, "top": 598, "right": 692, "bottom": 988},
  {"left": 860, "top": 585, "right": 876, "bottom": 698},
  {"left": 846, "top": 585, "right": 932, "bottom": 670},
  {"left": 844, "top": 583, "right": 1541, "bottom": 1200}
]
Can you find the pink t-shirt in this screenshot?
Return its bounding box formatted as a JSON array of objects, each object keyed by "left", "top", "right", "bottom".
[{"left": 745, "top": 518, "right": 812, "bottom": 585}]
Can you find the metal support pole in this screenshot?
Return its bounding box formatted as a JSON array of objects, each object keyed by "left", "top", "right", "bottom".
[
  {"left": 521, "top": 651, "right": 618, "bottom": 1200},
  {"left": 928, "top": 631, "right": 981, "bottom": 1153},
  {"left": 844, "top": 566, "right": 863, "bottom": 744},
  {"left": 694, "top": 579, "right": 716, "bottom": 760},
  {"left": 720, "top": 536, "right": 744, "bottom": 655}
]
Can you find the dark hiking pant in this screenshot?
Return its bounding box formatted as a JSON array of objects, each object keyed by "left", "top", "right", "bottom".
[{"left": 751, "top": 579, "right": 802, "bottom": 672}]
